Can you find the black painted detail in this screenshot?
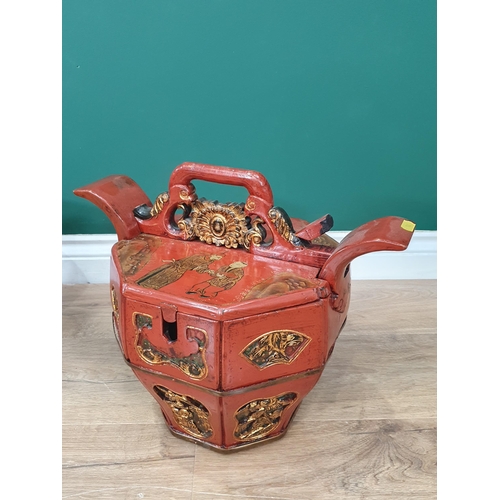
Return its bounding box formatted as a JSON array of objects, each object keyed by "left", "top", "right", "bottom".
[
  {"left": 273, "top": 206, "right": 303, "bottom": 246},
  {"left": 344, "top": 264, "right": 350, "bottom": 278},
  {"left": 133, "top": 204, "right": 153, "bottom": 220},
  {"left": 273, "top": 206, "right": 295, "bottom": 229},
  {"left": 163, "top": 319, "right": 178, "bottom": 342},
  {"left": 339, "top": 316, "right": 347, "bottom": 333},
  {"left": 320, "top": 214, "right": 334, "bottom": 233}
]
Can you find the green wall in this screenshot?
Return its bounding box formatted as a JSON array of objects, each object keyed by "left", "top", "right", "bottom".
[{"left": 63, "top": 0, "right": 436, "bottom": 234}]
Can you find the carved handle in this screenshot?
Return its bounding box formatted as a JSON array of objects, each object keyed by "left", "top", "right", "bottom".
[
  {"left": 168, "top": 162, "right": 274, "bottom": 207},
  {"left": 134, "top": 163, "right": 318, "bottom": 254},
  {"left": 149, "top": 163, "right": 304, "bottom": 251}
]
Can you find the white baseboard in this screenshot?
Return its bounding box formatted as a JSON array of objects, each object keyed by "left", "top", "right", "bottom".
[{"left": 62, "top": 231, "right": 436, "bottom": 284}]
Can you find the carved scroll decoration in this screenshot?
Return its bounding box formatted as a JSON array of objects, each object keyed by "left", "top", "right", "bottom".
[
  {"left": 133, "top": 313, "right": 208, "bottom": 380},
  {"left": 153, "top": 385, "right": 213, "bottom": 439},
  {"left": 240, "top": 330, "right": 311, "bottom": 369},
  {"left": 110, "top": 285, "right": 122, "bottom": 350},
  {"left": 234, "top": 392, "right": 297, "bottom": 441},
  {"left": 150, "top": 192, "right": 170, "bottom": 217},
  {"left": 111, "top": 286, "right": 119, "bottom": 320},
  {"left": 133, "top": 192, "right": 170, "bottom": 220},
  {"left": 178, "top": 199, "right": 247, "bottom": 248},
  {"left": 176, "top": 203, "right": 195, "bottom": 239},
  {"left": 176, "top": 199, "right": 265, "bottom": 249},
  {"left": 268, "top": 207, "right": 302, "bottom": 247},
  {"left": 242, "top": 216, "right": 265, "bottom": 249}
]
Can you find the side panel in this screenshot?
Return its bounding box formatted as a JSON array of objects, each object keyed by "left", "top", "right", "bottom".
[
  {"left": 220, "top": 371, "right": 322, "bottom": 449},
  {"left": 221, "top": 299, "right": 329, "bottom": 391},
  {"left": 123, "top": 299, "right": 221, "bottom": 391},
  {"left": 110, "top": 257, "right": 127, "bottom": 359},
  {"left": 131, "top": 368, "right": 223, "bottom": 449}
]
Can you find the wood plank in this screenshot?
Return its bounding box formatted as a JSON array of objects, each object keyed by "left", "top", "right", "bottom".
[
  {"left": 63, "top": 284, "right": 112, "bottom": 340},
  {"left": 63, "top": 475, "right": 194, "bottom": 500},
  {"left": 63, "top": 423, "right": 194, "bottom": 468},
  {"left": 63, "top": 423, "right": 195, "bottom": 499},
  {"left": 191, "top": 418, "right": 436, "bottom": 500},
  {"left": 62, "top": 379, "right": 164, "bottom": 426},
  {"left": 296, "top": 333, "right": 436, "bottom": 421},
  {"left": 345, "top": 280, "right": 437, "bottom": 335},
  {"left": 63, "top": 336, "right": 134, "bottom": 383}
]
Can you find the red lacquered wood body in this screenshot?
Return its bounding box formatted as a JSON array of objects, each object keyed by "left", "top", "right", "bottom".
[{"left": 75, "top": 162, "right": 415, "bottom": 451}]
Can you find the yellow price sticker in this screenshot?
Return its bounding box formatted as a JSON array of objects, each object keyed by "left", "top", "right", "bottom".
[{"left": 401, "top": 220, "right": 416, "bottom": 232}]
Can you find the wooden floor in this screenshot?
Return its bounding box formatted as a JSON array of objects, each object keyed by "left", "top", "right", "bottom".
[{"left": 62, "top": 280, "right": 436, "bottom": 500}]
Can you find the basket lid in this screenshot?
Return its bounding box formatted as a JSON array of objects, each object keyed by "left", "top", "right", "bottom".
[{"left": 113, "top": 234, "right": 330, "bottom": 320}]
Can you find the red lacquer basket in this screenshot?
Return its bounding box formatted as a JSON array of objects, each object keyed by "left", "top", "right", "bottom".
[{"left": 74, "top": 162, "right": 415, "bottom": 451}]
